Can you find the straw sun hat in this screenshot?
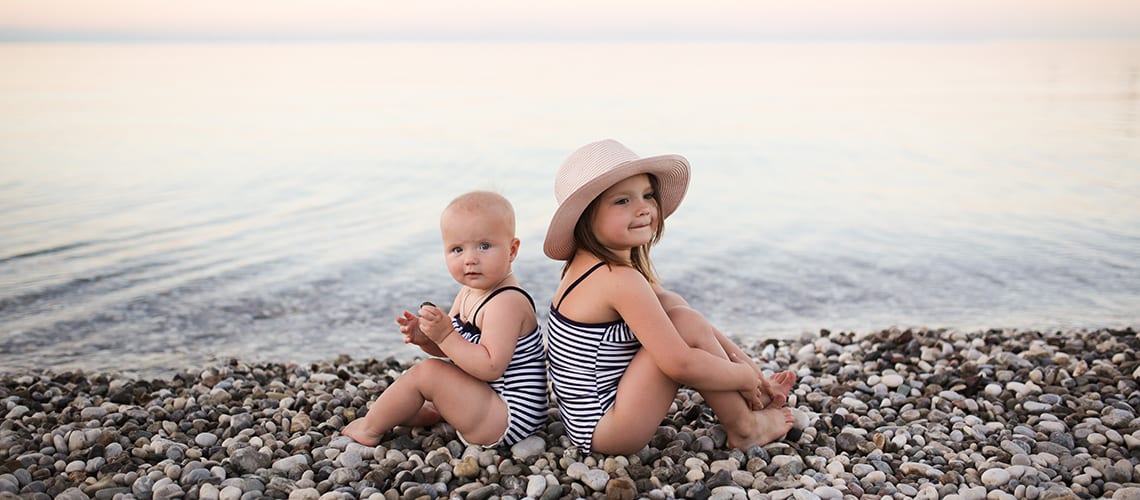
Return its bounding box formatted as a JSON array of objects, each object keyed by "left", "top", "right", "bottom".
[{"left": 543, "top": 139, "right": 690, "bottom": 261}]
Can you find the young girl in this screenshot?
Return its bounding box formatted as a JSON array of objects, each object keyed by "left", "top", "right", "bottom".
[
  {"left": 544, "top": 139, "right": 796, "bottom": 454},
  {"left": 343, "top": 191, "right": 547, "bottom": 447}
]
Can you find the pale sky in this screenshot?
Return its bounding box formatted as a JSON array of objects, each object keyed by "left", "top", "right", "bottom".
[{"left": 2, "top": 0, "right": 1139, "bottom": 42}]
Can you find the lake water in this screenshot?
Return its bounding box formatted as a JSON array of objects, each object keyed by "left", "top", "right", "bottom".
[{"left": 1, "top": 40, "right": 1137, "bottom": 376}]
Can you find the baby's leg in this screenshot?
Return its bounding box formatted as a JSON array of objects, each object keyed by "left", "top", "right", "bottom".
[
  {"left": 592, "top": 349, "right": 682, "bottom": 455},
  {"left": 342, "top": 358, "right": 507, "bottom": 446},
  {"left": 407, "top": 402, "right": 441, "bottom": 427},
  {"left": 421, "top": 364, "right": 510, "bottom": 446}
]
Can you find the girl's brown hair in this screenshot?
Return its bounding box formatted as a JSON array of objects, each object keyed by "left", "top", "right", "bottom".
[{"left": 563, "top": 174, "right": 665, "bottom": 283}]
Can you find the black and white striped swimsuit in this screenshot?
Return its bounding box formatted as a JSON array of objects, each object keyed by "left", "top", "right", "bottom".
[
  {"left": 451, "top": 286, "right": 548, "bottom": 447},
  {"left": 546, "top": 262, "right": 642, "bottom": 452}
]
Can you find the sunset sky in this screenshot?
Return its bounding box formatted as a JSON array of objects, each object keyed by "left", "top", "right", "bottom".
[{"left": 2, "top": 0, "right": 1139, "bottom": 42}]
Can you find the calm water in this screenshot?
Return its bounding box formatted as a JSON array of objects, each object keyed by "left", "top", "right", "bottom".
[{"left": 1, "top": 41, "right": 1138, "bottom": 376}]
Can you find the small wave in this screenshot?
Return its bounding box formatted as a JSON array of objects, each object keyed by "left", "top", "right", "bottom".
[{"left": 0, "top": 241, "right": 95, "bottom": 264}]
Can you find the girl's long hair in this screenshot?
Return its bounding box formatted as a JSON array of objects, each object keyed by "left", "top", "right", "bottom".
[{"left": 563, "top": 174, "right": 665, "bottom": 283}]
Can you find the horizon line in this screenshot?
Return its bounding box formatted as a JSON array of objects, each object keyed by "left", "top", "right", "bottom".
[{"left": 3, "top": 32, "right": 1139, "bottom": 44}]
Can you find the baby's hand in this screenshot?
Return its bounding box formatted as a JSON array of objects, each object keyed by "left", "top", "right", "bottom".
[
  {"left": 396, "top": 310, "right": 430, "bottom": 346},
  {"left": 417, "top": 304, "right": 455, "bottom": 344}
]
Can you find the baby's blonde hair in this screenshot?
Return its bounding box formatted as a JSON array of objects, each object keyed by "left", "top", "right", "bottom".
[{"left": 443, "top": 191, "right": 516, "bottom": 236}]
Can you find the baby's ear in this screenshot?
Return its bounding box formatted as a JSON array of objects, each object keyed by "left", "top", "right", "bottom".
[{"left": 509, "top": 237, "right": 521, "bottom": 260}]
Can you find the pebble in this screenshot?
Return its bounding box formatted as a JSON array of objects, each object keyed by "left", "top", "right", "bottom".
[
  {"left": 981, "top": 468, "right": 1010, "bottom": 487},
  {"left": 0, "top": 327, "right": 1134, "bottom": 499}
]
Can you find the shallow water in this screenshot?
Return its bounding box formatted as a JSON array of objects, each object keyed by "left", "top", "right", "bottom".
[{"left": 1, "top": 40, "right": 1138, "bottom": 375}]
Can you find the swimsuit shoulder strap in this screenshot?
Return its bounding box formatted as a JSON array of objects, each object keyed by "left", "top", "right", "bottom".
[
  {"left": 555, "top": 261, "right": 607, "bottom": 309},
  {"left": 472, "top": 286, "right": 536, "bottom": 320}
]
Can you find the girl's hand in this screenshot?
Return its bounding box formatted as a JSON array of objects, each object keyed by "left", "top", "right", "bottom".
[
  {"left": 729, "top": 353, "right": 767, "bottom": 409},
  {"left": 751, "top": 372, "right": 776, "bottom": 411},
  {"left": 396, "top": 311, "right": 431, "bottom": 346},
  {"left": 417, "top": 304, "right": 455, "bottom": 344},
  {"left": 746, "top": 357, "right": 778, "bottom": 410}
]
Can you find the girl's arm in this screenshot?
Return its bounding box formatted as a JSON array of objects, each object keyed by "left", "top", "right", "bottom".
[
  {"left": 654, "top": 282, "right": 772, "bottom": 406},
  {"left": 713, "top": 327, "right": 773, "bottom": 407},
  {"left": 418, "top": 294, "right": 534, "bottom": 382},
  {"left": 608, "top": 267, "right": 756, "bottom": 391}
]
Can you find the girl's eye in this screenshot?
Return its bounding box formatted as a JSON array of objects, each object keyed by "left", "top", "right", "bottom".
[
  {"left": 644, "top": 192, "right": 655, "bottom": 200},
  {"left": 615, "top": 197, "right": 629, "bottom": 205}
]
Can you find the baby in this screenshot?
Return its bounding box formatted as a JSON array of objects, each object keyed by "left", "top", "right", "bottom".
[{"left": 343, "top": 191, "right": 547, "bottom": 447}]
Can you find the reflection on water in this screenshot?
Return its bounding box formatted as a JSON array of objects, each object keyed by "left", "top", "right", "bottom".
[{"left": 0, "top": 40, "right": 1137, "bottom": 375}]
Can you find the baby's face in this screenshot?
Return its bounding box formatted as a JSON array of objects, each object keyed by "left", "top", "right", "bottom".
[{"left": 440, "top": 210, "right": 518, "bottom": 290}]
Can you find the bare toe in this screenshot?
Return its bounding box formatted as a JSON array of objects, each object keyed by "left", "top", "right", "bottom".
[
  {"left": 769, "top": 370, "right": 796, "bottom": 407},
  {"left": 341, "top": 419, "right": 381, "bottom": 447},
  {"left": 729, "top": 407, "right": 796, "bottom": 450}
]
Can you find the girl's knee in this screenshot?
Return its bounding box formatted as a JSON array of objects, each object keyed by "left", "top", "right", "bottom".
[
  {"left": 667, "top": 307, "right": 716, "bottom": 346},
  {"left": 665, "top": 305, "right": 700, "bottom": 323}
]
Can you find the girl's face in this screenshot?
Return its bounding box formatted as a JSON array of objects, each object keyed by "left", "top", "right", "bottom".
[
  {"left": 440, "top": 209, "right": 518, "bottom": 291},
  {"left": 589, "top": 174, "right": 658, "bottom": 259}
]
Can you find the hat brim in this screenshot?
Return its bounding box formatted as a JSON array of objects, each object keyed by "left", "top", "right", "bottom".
[{"left": 543, "top": 154, "right": 689, "bottom": 260}]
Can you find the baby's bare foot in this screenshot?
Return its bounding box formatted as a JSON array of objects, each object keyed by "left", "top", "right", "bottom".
[
  {"left": 341, "top": 418, "right": 382, "bottom": 447},
  {"left": 728, "top": 407, "right": 794, "bottom": 450}
]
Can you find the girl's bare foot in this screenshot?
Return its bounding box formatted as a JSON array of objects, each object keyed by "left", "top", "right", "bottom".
[
  {"left": 727, "top": 407, "right": 794, "bottom": 450},
  {"left": 341, "top": 418, "right": 383, "bottom": 447},
  {"left": 750, "top": 370, "right": 797, "bottom": 410},
  {"left": 768, "top": 370, "right": 796, "bottom": 407}
]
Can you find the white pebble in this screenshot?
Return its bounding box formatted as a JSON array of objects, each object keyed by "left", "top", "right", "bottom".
[
  {"left": 195, "top": 433, "right": 218, "bottom": 447},
  {"left": 526, "top": 475, "right": 546, "bottom": 498},
  {"left": 582, "top": 469, "right": 609, "bottom": 491},
  {"left": 981, "top": 467, "right": 1010, "bottom": 487},
  {"left": 219, "top": 485, "right": 242, "bottom": 500},
  {"left": 881, "top": 374, "right": 904, "bottom": 388},
  {"left": 816, "top": 487, "right": 843, "bottom": 498}
]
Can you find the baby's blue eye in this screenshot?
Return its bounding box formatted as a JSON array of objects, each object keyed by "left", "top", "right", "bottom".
[
  {"left": 479, "top": 242, "right": 491, "bottom": 251},
  {"left": 451, "top": 247, "right": 463, "bottom": 254}
]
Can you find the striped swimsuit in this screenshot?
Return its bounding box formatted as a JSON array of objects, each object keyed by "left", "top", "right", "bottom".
[
  {"left": 451, "top": 286, "right": 548, "bottom": 447},
  {"left": 546, "top": 262, "right": 642, "bottom": 452}
]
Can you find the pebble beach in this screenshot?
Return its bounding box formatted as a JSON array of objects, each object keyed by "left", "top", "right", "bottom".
[{"left": 2, "top": 327, "right": 1138, "bottom": 500}]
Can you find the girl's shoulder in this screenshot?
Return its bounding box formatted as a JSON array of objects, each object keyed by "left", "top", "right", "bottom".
[{"left": 583, "top": 263, "right": 651, "bottom": 292}]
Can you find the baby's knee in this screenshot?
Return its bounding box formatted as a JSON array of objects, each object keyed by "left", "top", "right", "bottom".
[{"left": 405, "top": 358, "right": 450, "bottom": 378}]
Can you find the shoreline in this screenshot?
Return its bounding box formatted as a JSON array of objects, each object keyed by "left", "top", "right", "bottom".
[{"left": 1, "top": 327, "right": 1137, "bottom": 499}]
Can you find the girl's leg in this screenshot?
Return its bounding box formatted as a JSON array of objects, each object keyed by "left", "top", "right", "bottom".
[
  {"left": 342, "top": 358, "right": 508, "bottom": 446},
  {"left": 654, "top": 286, "right": 796, "bottom": 407},
  {"left": 664, "top": 306, "right": 794, "bottom": 449},
  {"left": 592, "top": 348, "right": 682, "bottom": 455}
]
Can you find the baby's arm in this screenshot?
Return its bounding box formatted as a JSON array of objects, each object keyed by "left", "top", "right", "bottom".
[
  {"left": 419, "top": 295, "right": 531, "bottom": 381},
  {"left": 396, "top": 310, "right": 446, "bottom": 357}
]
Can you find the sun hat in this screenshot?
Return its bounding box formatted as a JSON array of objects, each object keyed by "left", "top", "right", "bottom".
[{"left": 544, "top": 139, "right": 690, "bottom": 261}]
